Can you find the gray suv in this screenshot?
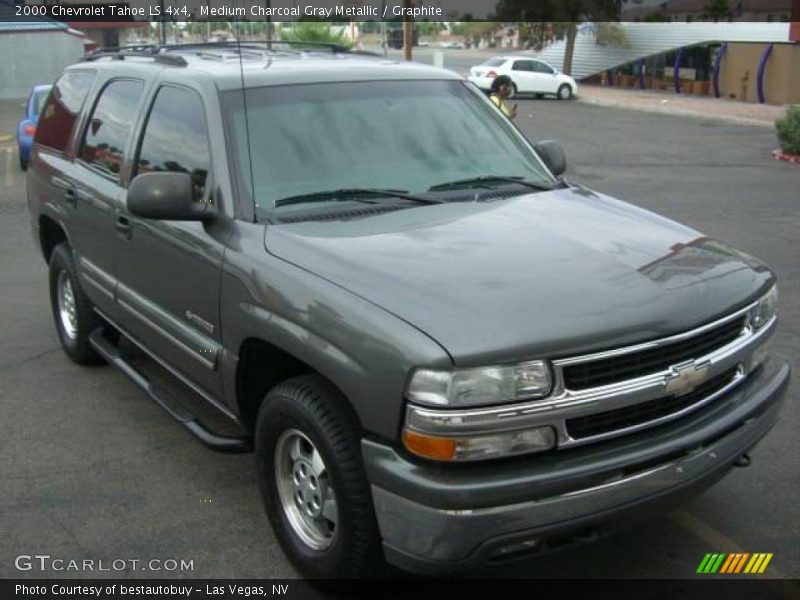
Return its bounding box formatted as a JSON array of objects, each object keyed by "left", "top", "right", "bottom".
[{"left": 27, "top": 43, "right": 789, "bottom": 578}]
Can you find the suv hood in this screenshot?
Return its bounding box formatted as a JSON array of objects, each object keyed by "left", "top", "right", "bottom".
[{"left": 265, "top": 187, "right": 772, "bottom": 365}]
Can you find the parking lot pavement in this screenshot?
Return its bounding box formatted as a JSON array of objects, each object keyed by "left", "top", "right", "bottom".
[{"left": 0, "top": 98, "right": 797, "bottom": 581}]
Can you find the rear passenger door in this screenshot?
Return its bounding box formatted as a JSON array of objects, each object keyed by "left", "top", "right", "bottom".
[
  {"left": 115, "top": 84, "right": 226, "bottom": 399},
  {"left": 511, "top": 60, "right": 537, "bottom": 93},
  {"left": 69, "top": 79, "right": 145, "bottom": 319}
]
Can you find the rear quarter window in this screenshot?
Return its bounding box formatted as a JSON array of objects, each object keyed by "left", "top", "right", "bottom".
[{"left": 35, "top": 70, "right": 96, "bottom": 153}]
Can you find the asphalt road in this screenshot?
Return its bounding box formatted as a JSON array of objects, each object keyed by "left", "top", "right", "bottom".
[{"left": 0, "top": 95, "right": 798, "bottom": 583}]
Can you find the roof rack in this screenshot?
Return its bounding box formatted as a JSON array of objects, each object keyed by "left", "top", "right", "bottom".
[
  {"left": 158, "top": 40, "right": 352, "bottom": 54},
  {"left": 80, "top": 40, "right": 372, "bottom": 68},
  {"left": 81, "top": 46, "right": 187, "bottom": 66}
]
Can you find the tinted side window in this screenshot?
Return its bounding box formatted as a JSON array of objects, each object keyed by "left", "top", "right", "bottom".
[
  {"left": 35, "top": 71, "right": 96, "bottom": 152},
  {"left": 79, "top": 79, "right": 144, "bottom": 180},
  {"left": 135, "top": 86, "right": 211, "bottom": 201},
  {"left": 512, "top": 60, "right": 532, "bottom": 72},
  {"left": 533, "top": 62, "right": 554, "bottom": 74}
]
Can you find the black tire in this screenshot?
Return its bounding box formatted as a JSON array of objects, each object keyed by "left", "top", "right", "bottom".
[
  {"left": 508, "top": 82, "right": 517, "bottom": 99},
  {"left": 255, "top": 374, "right": 385, "bottom": 579},
  {"left": 49, "top": 243, "right": 104, "bottom": 365},
  {"left": 558, "top": 84, "right": 573, "bottom": 100}
]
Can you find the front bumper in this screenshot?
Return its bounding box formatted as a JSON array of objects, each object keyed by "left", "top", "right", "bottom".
[{"left": 363, "top": 357, "right": 790, "bottom": 573}]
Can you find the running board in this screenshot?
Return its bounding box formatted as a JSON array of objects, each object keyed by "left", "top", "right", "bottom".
[{"left": 89, "top": 328, "right": 252, "bottom": 454}]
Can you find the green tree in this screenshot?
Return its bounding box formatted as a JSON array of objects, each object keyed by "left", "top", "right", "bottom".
[
  {"left": 280, "top": 22, "right": 353, "bottom": 49},
  {"left": 703, "top": 0, "right": 732, "bottom": 22},
  {"left": 595, "top": 22, "right": 629, "bottom": 47},
  {"left": 493, "top": 0, "right": 625, "bottom": 75}
]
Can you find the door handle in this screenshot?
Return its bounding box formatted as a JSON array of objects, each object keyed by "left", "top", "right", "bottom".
[
  {"left": 64, "top": 187, "right": 77, "bottom": 207},
  {"left": 115, "top": 215, "right": 132, "bottom": 239}
]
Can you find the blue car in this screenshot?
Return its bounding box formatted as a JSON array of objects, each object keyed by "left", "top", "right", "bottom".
[{"left": 16, "top": 84, "right": 52, "bottom": 171}]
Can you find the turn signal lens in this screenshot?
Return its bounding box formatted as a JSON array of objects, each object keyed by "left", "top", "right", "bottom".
[
  {"left": 403, "top": 426, "right": 556, "bottom": 462},
  {"left": 402, "top": 430, "right": 456, "bottom": 460},
  {"left": 23, "top": 124, "right": 36, "bottom": 136}
]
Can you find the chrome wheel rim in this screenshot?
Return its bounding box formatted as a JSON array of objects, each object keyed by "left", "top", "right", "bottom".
[
  {"left": 274, "top": 429, "right": 338, "bottom": 550},
  {"left": 57, "top": 270, "right": 78, "bottom": 340}
]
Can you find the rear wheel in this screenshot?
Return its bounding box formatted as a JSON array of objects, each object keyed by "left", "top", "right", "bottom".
[
  {"left": 558, "top": 84, "right": 573, "bottom": 100},
  {"left": 255, "top": 374, "right": 385, "bottom": 579},
  {"left": 49, "top": 243, "right": 103, "bottom": 365}
]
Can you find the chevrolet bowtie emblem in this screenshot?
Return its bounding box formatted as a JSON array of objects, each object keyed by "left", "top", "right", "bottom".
[{"left": 664, "top": 360, "right": 710, "bottom": 396}]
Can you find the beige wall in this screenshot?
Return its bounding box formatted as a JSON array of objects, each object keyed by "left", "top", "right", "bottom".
[{"left": 719, "top": 42, "right": 800, "bottom": 105}]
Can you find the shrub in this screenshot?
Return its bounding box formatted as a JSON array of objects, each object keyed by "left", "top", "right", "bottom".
[
  {"left": 775, "top": 106, "right": 800, "bottom": 155},
  {"left": 280, "top": 23, "right": 352, "bottom": 49}
]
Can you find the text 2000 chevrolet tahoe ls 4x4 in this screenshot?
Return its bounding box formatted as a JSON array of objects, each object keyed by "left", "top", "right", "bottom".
[{"left": 27, "top": 45, "right": 790, "bottom": 578}]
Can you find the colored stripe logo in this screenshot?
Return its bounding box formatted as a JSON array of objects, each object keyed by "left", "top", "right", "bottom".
[{"left": 697, "top": 553, "right": 773, "bottom": 574}]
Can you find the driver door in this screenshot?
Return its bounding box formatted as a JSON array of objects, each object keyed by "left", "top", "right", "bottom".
[{"left": 115, "top": 84, "right": 226, "bottom": 399}]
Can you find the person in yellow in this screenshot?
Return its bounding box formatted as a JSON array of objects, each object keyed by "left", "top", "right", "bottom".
[{"left": 489, "top": 75, "right": 518, "bottom": 119}]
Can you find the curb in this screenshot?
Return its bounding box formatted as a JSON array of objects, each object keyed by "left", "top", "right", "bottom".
[
  {"left": 772, "top": 149, "right": 800, "bottom": 164},
  {"left": 577, "top": 97, "right": 776, "bottom": 129}
]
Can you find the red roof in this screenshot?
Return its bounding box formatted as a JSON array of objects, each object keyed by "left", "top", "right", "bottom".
[{"left": 67, "top": 22, "right": 149, "bottom": 29}]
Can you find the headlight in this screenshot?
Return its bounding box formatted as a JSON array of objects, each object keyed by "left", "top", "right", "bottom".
[
  {"left": 749, "top": 285, "right": 778, "bottom": 330},
  {"left": 406, "top": 360, "right": 552, "bottom": 408}
]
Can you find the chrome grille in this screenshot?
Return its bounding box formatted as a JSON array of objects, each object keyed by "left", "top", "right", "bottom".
[
  {"left": 562, "top": 316, "right": 747, "bottom": 390},
  {"left": 565, "top": 366, "right": 739, "bottom": 440}
]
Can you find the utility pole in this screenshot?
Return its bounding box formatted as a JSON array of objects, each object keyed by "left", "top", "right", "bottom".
[
  {"left": 159, "top": 0, "right": 166, "bottom": 44},
  {"left": 380, "top": 0, "right": 387, "bottom": 58},
  {"left": 265, "top": 0, "right": 272, "bottom": 45},
  {"left": 402, "top": 0, "right": 412, "bottom": 61}
]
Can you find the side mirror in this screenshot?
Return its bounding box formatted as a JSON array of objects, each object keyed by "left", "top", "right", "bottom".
[
  {"left": 534, "top": 140, "right": 567, "bottom": 177},
  {"left": 127, "top": 172, "right": 210, "bottom": 221}
]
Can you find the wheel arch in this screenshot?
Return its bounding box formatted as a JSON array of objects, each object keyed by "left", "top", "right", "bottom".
[
  {"left": 39, "top": 214, "right": 69, "bottom": 263},
  {"left": 235, "top": 337, "right": 365, "bottom": 436}
]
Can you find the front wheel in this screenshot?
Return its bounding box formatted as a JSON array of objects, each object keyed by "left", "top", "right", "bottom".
[
  {"left": 255, "top": 374, "right": 385, "bottom": 579},
  {"left": 48, "top": 243, "right": 103, "bottom": 364},
  {"left": 558, "top": 84, "right": 573, "bottom": 100}
]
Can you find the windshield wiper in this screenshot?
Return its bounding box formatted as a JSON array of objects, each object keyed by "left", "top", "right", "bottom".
[
  {"left": 428, "top": 175, "right": 556, "bottom": 192},
  {"left": 274, "top": 188, "right": 440, "bottom": 208}
]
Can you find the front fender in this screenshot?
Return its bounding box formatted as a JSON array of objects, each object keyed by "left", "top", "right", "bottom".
[{"left": 219, "top": 222, "right": 452, "bottom": 440}]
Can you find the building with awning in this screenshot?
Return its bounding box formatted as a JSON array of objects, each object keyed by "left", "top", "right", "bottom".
[{"left": 533, "top": 22, "right": 799, "bottom": 105}]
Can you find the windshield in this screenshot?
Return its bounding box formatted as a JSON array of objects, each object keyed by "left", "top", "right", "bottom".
[
  {"left": 482, "top": 58, "right": 507, "bottom": 67},
  {"left": 223, "top": 80, "right": 555, "bottom": 215}
]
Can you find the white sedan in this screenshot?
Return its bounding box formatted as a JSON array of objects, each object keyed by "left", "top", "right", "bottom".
[{"left": 468, "top": 56, "right": 578, "bottom": 100}]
